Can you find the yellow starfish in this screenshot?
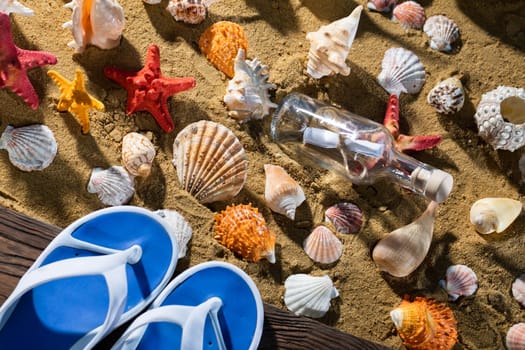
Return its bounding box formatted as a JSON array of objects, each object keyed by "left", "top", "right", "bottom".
[{"left": 47, "top": 69, "right": 104, "bottom": 134}]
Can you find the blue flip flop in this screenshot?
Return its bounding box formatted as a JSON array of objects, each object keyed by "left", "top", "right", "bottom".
[
  {"left": 111, "top": 261, "right": 264, "bottom": 350},
  {"left": 0, "top": 206, "right": 179, "bottom": 350}
]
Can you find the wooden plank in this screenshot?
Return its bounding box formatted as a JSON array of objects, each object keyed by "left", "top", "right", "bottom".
[{"left": 0, "top": 207, "right": 390, "bottom": 349}]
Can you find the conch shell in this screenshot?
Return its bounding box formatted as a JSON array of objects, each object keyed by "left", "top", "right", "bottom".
[
  {"left": 469, "top": 197, "right": 522, "bottom": 234},
  {"left": 264, "top": 164, "right": 305, "bottom": 220}
]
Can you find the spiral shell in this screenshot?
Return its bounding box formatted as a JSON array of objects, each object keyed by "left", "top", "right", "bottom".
[
  {"left": 392, "top": 1, "right": 426, "bottom": 30},
  {"left": 264, "top": 164, "right": 305, "bottom": 220},
  {"left": 121, "top": 132, "right": 156, "bottom": 177},
  {"left": 284, "top": 274, "right": 339, "bottom": 318},
  {"left": 166, "top": 0, "right": 218, "bottom": 24},
  {"left": 367, "top": 0, "right": 397, "bottom": 13},
  {"left": 303, "top": 225, "right": 343, "bottom": 264},
  {"left": 87, "top": 166, "right": 135, "bottom": 206},
  {"left": 427, "top": 77, "right": 465, "bottom": 114},
  {"left": 378, "top": 47, "right": 425, "bottom": 96},
  {"left": 439, "top": 264, "right": 478, "bottom": 301},
  {"left": 154, "top": 209, "right": 193, "bottom": 258},
  {"left": 507, "top": 323, "right": 525, "bottom": 350},
  {"left": 423, "top": 15, "right": 460, "bottom": 52},
  {"left": 469, "top": 197, "right": 522, "bottom": 234},
  {"left": 512, "top": 274, "right": 525, "bottom": 307},
  {"left": 324, "top": 202, "right": 363, "bottom": 234}
]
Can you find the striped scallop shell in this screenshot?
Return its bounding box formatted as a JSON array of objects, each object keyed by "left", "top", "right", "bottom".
[
  {"left": 284, "top": 274, "right": 339, "bottom": 318},
  {"left": 0, "top": 124, "right": 57, "bottom": 171},
  {"left": 325, "top": 202, "right": 363, "bottom": 234},
  {"left": 87, "top": 166, "right": 135, "bottom": 206},
  {"left": 392, "top": 1, "right": 426, "bottom": 30},
  {"left": 172, "top": 120, "right": 248, "bottom": 203},
  {"left": 439, "top": 264, "right": 478, "bottom": 301},
  {"left": 507, "top": 323, "right": 525, "bottom": 350},
  {"left": 377, "top": 47, "right": 425, "bottom": 96},
  {"left": 423, "top": 15, "right": 460, "bottom": 52},
  {"left": 155, "top": 209, "right": 193, "bottom": 258},
  {"left": 367, "top": 0, "right": 397, "bottom": 13},
  {"left": 512, "top": 274, "right": 525, "bottom": 307},
  {"left": 264, "top": 164, "right": 305, "bottom": 220},
  {"left": 122, "top": 132, "right": 156, "bottom": 177},
  {"left": 303, "top": 225, "right": 343, "bottom": 264},
  {"left": 427, "top": 77, "right": 465, "bottom": 114}
]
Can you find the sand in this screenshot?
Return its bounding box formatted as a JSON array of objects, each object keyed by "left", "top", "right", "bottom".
[{"left": 1, "top": 0, "right": 525, "bottom": 348}]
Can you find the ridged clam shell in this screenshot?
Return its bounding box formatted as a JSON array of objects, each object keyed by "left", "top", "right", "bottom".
[
  {"left": 122, "top": 132, "right": 156, "bottom": 177},
  {"left": 166, "top": 0, "right": 218, "bottom": 24},
  {"left": 264, "top": 164, "right": 305, "bottom": 220},
  {"left": 303, "top": 225, "right": 343, "bottom": 264},
  {"left": 155, "top": 209, "right": 193, "bottom": 258},
  {"left": 324, "top": 202, "right": 363, "bottom": 234},
  {"left": 474, "top": 86, "right": 525, "bottom": 152},
  {"left": 284, "top": 274, "right": 339, "bottom": 318},
  {"left": 0, "top": 124, "right": 57, "bottom": 172},
  {"left": 392, "top": 1, "right": 426, "bottom": 30},
  {"left": 172, "top": 120, "right": 248, "bottom": 203},
  {"left": 367, "top": 0, "right": 397, "bottom": 13},
  {"left": 439, "top": 264, "right": 478, "bottom": 301},
  {"left": 423, "top": 15, "right": 460, "bottom": 52},
  {"left": 512, "top": 274, "right": 525, "bottom": 307},
  {"left": 87, "top": 166, "right": 135, "bottom": 206},
  {"left": 507, "top": 323, "right": 525, "bottom": 350},
  {"left": 377, "top": 47, "right": 425, "bottom": 96},
  {"left": 0, "top": 0, "right": 34, "bottom": 16},
  {"left": 469, "top": 197, "right": 522, "bottom": 234},
  {"left": 427, "top": 77, "right": 465, "bottom": 114}
]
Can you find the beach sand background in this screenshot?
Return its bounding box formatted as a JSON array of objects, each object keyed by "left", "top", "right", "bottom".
[{"left": 1, "top": 0, "right": 525, "bottom": 348}]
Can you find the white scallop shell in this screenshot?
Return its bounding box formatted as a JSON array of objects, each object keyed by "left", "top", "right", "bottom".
[
  {"left": 423, "top": 15, "right": 460, "bottom": 53},
  {"left": 377, "top": 47, "right": 425, "bottom": 96},
  {"left": 438, "top": 264, "right": 478, "bottom": 301},
  {"left": 172, "top": 120, "right": 248, "bottom": 204},
  {"left": 0, "top": 124, "right": 57, "bottom": 172},
  {"left": 305, "top": 5, "right": 363, "bottom": 79},
  {"left": 166, "top": 0, "right": 218, "bottom": 24},
  {"left": 512, "top": 274, "right": 525, "bottom": 307},
  {"left": 154, "top": 209, "right": 193, "bottom": 258},
  {"left": 427, "top": 77, "right": 465, "bottom": 114},
  {"left": 474, "top": 86, "right": 525, "bottom": 152},
  {"left": 0, "top": 0, "right": 34, "bottom": 16},
  {"left": 284, "top": 274, "right": 339, "bottom": 318},
  {"left": 264, "top": 164, "right": 305, "bottom": 220},
  {"left": 303, "top": 225, "right": 343, "bottom": 264},
  {"left": 469, "top": 197, "right": 522, "bottom": 234},
  {"left": 122, "top": 132, "right": 156, "bottom": 177},
  {"left": 87, "top": 166, "right": 135, "bottom": 206},
  {"left": 506, "top": 323, "right": 525, "bottom": 350}
]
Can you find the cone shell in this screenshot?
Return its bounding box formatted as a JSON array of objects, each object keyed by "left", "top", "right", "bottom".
[
  {"left": 423, "top": 15, "right": 460, "bottom": 52},
  {"left": 121, "top": 132, "right": 156, "bottom": 177},
  {"left": 367, "top": 0, "right": 397, "bottom": 13},
  {"left": 378, "top": 47, "right": 425, "bottom": 96},
  {"left": 427, "top": 77, "right": 465, "bottom": 114},
  {"left": 172, "top": 120, "right": 248, "bottom": 204},
  {"left": 214, "top": 204, "right": 276, "bottom": 263},
  {"left": 507, "top": 323, "right": 525, "bottom": 350},
  {"left": 392, "top": 1, "right": 426, "bottom": 30},
  {"left": 155, "top": 209, "right": 193, "bottom": 258},
  {"left": 199, "top": 21, "right": 248, "bottom": 78},
  {"left": 439, "top": 264, "right": 478, "bottom": 301},
  {"left": 167, "top": 0, "right": 218, "bottom": 24},
  {"left": 512, "top": 274, "right": 525, "bottom": 307},
  {"left": 0, "top": 124, "right": 57, "bottom": 172},
  {"left": 284, "top": 274, "right": 339, "bottom": 318},
  {"left": 87, "top": 166, "right": 135, "bottom": 206},
  {"left": 325, "top": 202, "right": 363, "bottom": 234},
  {"left": 264, "top": 164, "right": 305, "bottom": 220},
  {"left": 390, "top": 296, "right": 457, "bottom": 350},
  {"left": 469, "top": 197, "right": 522, "bottom": 234},
  {"left": 303, "top": 225, "right": 343, "bottom": 264}
]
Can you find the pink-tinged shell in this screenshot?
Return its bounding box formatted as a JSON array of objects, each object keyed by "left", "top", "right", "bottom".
[
  {"left": 121, "top": 132, "right": 156, "bottom": 177},
  {"left": 303, "top": 225, "right": 343, "bottom": 264},
  {"left": 324, "top": 202, "right": 363, "bottom": 234},
  {"left": 392, "top": 1, "right": 426, "bottom": 30},
  {"left": 423, "top": 15, "right": 460, "bottom": 52},
  {"left": 438, "top": 264, "right": 478, "bottom": 301},
  {"left": 264, "top": 164, "right": 305, "bottom": 220},
  {"left": 506, "top": 323, "right": 525, "bottom": 350},
  {"left": 367, "top": 0, "right": 397, "bottom": 13},
  {"left": 166, "top": 0, "right": 218, "bottom": 25},
  {"left": 512, "top": 274, "right": 525, "bottom": 307}
]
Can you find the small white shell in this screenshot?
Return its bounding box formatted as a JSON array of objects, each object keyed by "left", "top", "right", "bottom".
[
  {"left": 87, "top": 166, "right": 135, "bottom": 206},
  {"left": 427, "top": 77, "right": 465, "bottom": 114},
  {"left": 423, "top": 15, "right": 460, "bottom": 52},
  {"left": 166, "top": 0, "right": 218, "bottom": 24},
  {"left": 303, "top": 225, "right": 343, "bottom": 264},
  {"left": 0, "top": 124, "right": 57, "bottom": 172},
  {"left": 154, "top": 209, "right": 193, "bottom": 258},
  {"left": 469, "top": 197, "right": 522, "bottom": 234},
  {"left": 512, "top": 274, "right": 525, "bottom": 307},
  {"left": 264, "top": 164, "right": 305, "bottom": 220},
  {"left": 284, "top": 274, "right": 339, "bottom": 318},
  {"left": 377, "top": 47, "right": 425, "bottom": 96},
  {"left": 0, "top": 0, "right": 34, "bottom": 16},
  {"left": 506, "top": 323, "right": 525, "bottom": 350},
  {"left": 439, "top": 264, "right": 478, "bottom": 301},
  {"left": 367, "top": 0, "right": 397, "bottom": 13},
  {"left": 122, "top": 132, "right": 156, "bottom": 177}
]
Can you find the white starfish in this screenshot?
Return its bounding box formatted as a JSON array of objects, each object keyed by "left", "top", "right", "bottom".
[{"left": 0, "top": 0, "right": 34, "bottom": 16}]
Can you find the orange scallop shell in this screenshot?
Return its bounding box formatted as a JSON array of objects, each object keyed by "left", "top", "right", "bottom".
[
  {"left": 199, "top": 21, "right": 248, "bottom": 78},
  {"left": 214, "top": 203, "right": 276, "bottom": 263}
]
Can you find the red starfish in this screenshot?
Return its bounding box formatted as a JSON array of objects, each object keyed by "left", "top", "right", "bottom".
[
  {"left": 383, "top": 93, "right": 442, "bottom": 152},
  {"left": 0, "top": 12, "right": 57, "bottom": 109},
  {"left": 104, "top": 44, "right": 196, "bottom": 133}
]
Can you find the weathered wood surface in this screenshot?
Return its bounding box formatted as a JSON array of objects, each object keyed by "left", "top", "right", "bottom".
[{"left": 0, "top": 207, "right": 391, "bottom": 350}]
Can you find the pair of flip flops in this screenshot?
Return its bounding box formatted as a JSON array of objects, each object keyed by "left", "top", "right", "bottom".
[{"left": 0, "top": 206, "right": 264, "bottom": 349}]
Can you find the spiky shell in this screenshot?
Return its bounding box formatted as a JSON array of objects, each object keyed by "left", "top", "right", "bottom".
[
  {"left": 390, "top": 296, "right": 457, "bottom": 350},
  {"left": 469, "top": 197, "right": 522, "bottom": 234},
  {"left": 155, "top": 209, "right": 193, "bottom": 258},
  {"left": 167, "top": 0, "right": 218, "bottom": 24},
  {"left": 439, "top": 264, "right": 478, "bottom": 301},
  {"left": 264, "top": 164, "right": 305, "bottom": 220},
  {"left": 427, "top": 77, "right": 465, "bottom": 114},
  {"left": 214, "top": 204, "right": 276, "bottom": 263},
  {"left": 392, "top": 1, "right": 426, "bottom": 30},
  {"left": 0, "top": 124, "right": 57, "bottom": 172},
  {"left": 507, "top": 323, "right": 525, "bottom": 350},
  {"left": 87, "top": 166, "right": 135, "bottom": 206},
  {"left": 325, "top": 202, "right": 363, "bottom": 234},
  {"left": 305, "top": 5, "right": 363, "bottom": 79},
  {"left": 367, "top": 0, "right": 397, "bottom": 13},
  {"left": 303, "top": 225, "right": 343, "bottom": 264},
  {"left": 423, "top": 15, "right": 460, "bottom": 52},
  {"left": 474, "top": 86, "right": 525, "bottom": 152},
  {"left": 0, "top": 0, "right": 34, "bottom": 16},
  {"left": 377, "top": 47, "right": 425, "bottom": 96},
  {"left": 199, "top": 21, "right": 248, "bottom": 78},
  {"left": 121, "top": 132, "right": 156, "bottom": 178},
  {"left": 284, "top": 274, "right": 339, "bottom": 318},
  {"left": 512, "top": 274, "right": 525, "bottom": 307}
]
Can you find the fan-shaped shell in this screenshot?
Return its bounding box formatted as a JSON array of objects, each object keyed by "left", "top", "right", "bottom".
[
  {"left": 507, "top": 323, "right": 525, "bottom": 350},
  {"left": 303, "top": 225, "right": 343, "bottom": 264},
  {"left": 121, "top": 132, "right": 156, "bottom": 177},
  {"left": 0, "top": 124, "right": 57, "bottom": 172},
  {"left": 377, "top": 47, "right": 425, "bottom": 96},
  {"left": 367, "top": 0, "right": 397, "bottom": 13},
  {"left": 423, "top": 15, "right": 460, "bottom": 52},
  {"left": 469, "top": 197, "right": 522, "bottom": 234},
  {"left": 427, "top": 77, "right": 465, "bottom": 114},
  {"left": 512, "top": 274, "right": 525, "bottom": 307},
  {"left": 392, "top": 1, "right": 426, "bottom": 30},
  {"left": 214, "top": 204, "right": 276, "bottom": 263},
  {"left": 284, "top": 274, "right": 339, "bottom": 318},
  {"left": 155, "top": 209, "right": 193, "bottom": 258},
  {"left": 172, "top": 120, "right": 248, "bottom": 203},
  {"left": 87, "top": 166, "right": 135, "bottom": 206},
  {"left": 166, "top": 0, "right": 218, "bottom": 24},
  {"left": 264, "top": 164, "right": 305, "bottom": 220},
  {"left": 325, "top": 202, "right": 363, "bottom": 234},
  {"left": 439, "top": 264, "right": 478, "bottom": 301}
]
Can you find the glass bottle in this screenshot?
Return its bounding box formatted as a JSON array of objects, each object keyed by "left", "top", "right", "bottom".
[{"left": 270, "top": 93, "right": 453, "bottom": 203}]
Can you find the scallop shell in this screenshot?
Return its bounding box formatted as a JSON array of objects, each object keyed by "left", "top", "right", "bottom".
[
  {"left": 367, "top": 0, "right": 397, "bottom": 13},
  {"left": 325, "top": 202, "right": 363, "bottom": 234},
  {"left": 377, "top": 47, "right": 425, "bottom": 96},
  {"left": 122, "top": 132, "right": 156, "bottom": 177},
  {"left": 512, "top": 274, "right": 525, "bottom": 307},
  {"left": 87, "top": 166, "right": 135, "bottom": 206},
  {"left": 172, "top": 120, "right": 248, "bottom": 203},
  {"left": 305, "top": 5, "right": 362, "bottom": 79},
  {"left": 474, "top": 86, "right": 525, "bottom": 152},
  {"left": 63, "top": 0, "right": 125, "bottom": 53},
  {"left": 284, "top": 274, "right": 339, "bottom": 318},
  {"left": 390, "top": 296, "right": 458, "bottom": 350},
  {"left": 427, "top": 77, "right": 465, "bottom": 114},
  {"left": 166, "top": 0, "right": 218, "bottom": 24},
  {"left": 154, "top": 209, "right": 193, "bottom": 258},
  {"left": 303, "top": 225, "right": 343, "bottom": 264},
  {"left": 507, "top": 323, "right": 525, "bottom": 350},
  {"left": 199, "top": 21, "right": 248, "bottom": 78},
  {"left": 224, "top": 49, "right": 277, "bottom": 122},
  {"left": 438, "top": 264, "right": 478, "bottom": 301},
  {"left": 392, "top": 1, "right": 426, "bottom": 30},
  {"left": 469, "top": 197, "right": 522, "bottom": 234},
  {"left": 0, "top": 124, "right": 57, "bottom": 172},
  {"left": 214, "top": 204, "right": 276, "bottom": 263},
  {"left": 264, "top": 164, "right": 305, "bottom": 220},
  {"left": 423, "top": 15, "right": 460, "bottom": 52},
  {"left": 0, "top": 0, "right": 34, "bottom": 16}
]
